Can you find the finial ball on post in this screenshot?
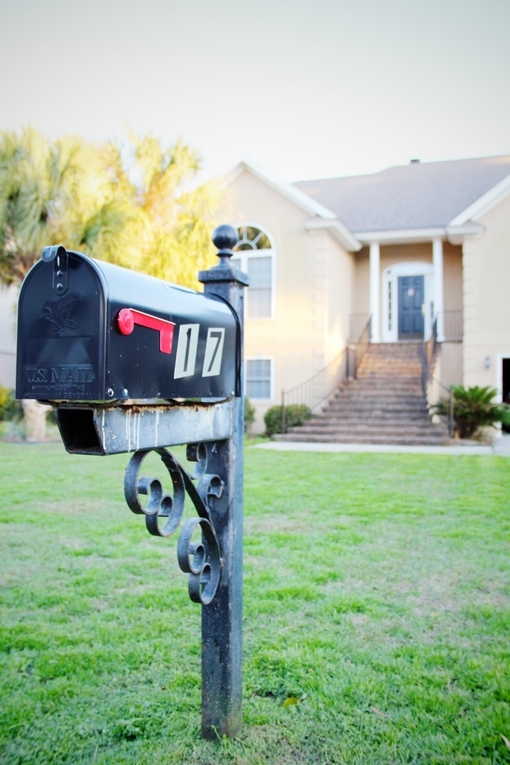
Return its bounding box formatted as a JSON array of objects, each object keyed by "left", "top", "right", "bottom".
[{"left": 212, "top": 224, "right": 239, "bottom": 258}]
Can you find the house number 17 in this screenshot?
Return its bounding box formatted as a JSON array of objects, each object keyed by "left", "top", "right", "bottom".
[{"left": 173, "top": 324, "right": 225, "bottom": 379}]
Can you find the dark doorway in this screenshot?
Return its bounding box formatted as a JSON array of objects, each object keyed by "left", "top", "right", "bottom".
[
  {"left": 398, "top": 275, "right": 424, "bottom": 340},
  {"left": 502, "top": 358, "right": 510, "bottom": 433}
]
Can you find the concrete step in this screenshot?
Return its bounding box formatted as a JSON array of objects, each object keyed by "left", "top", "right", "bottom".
[
  {"left": 345, "top": 376, "right": 422, "bottom": 383},
  {"left": 327, "top": 401, "right": 428, "bottom": 410},
  {"left": 335, "top": 384, "right": 423, "bottom": 392},
  {"left": 280, "top": 342, "right": 444, "bottom": 445},
  {"left": 312, "top": 411, "right": 435, "bottom": 428},
  {"left": 358, "top": 374, "right": 421, "bottom": 379},
  {"left": 289, "top": 424, "right": 443, "bottom": 436},
  {"left": 361, "top": 343, "right": 421, "bottom": 353},
  {"left": 277, "top": 433, "right": 447, "bottom": 445},
  {"left": 325, "top": 413, "right": 430, "bottom": 421},
  {"left": 332, "top": 388, "right": 424, "bottom": 405}
]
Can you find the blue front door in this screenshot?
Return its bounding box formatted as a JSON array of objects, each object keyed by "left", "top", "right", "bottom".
[{"left": 398, "top": 275, "right": 424, "bottom": 339}]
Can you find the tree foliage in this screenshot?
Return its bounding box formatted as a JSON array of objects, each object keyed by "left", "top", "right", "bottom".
[
  {"left": 0, "top": 127, "right": 221, "bottom": 289},
  {"left": 99, "top": 132, "right": 220, "bottom": 287},
  {"left": 0, "top": 127, "right": 135, "bottom": 283}
]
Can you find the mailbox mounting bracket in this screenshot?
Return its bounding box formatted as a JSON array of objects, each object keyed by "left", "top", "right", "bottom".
[
  {"left": 124, "top": 443, "right": 224, "bottom": 605},
  {"left": 55, "top": 400, "right": 234, "bottom": 455}
]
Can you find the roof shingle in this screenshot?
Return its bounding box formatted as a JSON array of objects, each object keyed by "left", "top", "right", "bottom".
[{"left": 293, "top": 155, "right": 510, "bottom": 232}]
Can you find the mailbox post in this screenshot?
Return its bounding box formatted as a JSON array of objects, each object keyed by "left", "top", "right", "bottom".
[
  {"left": 198, "top": 225, "right": 248, "bottom": 738},
  {"left": 16, "top": 224, "right": 249, "bottom": 739}
]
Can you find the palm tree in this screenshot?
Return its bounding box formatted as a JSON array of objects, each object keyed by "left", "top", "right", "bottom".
[
  {"left": 0, "top": 127, "right": 222, "bottom": 440},
  {"left": 100, "top": 132, "right": 220, "bottom": 288},
  {"left": 0, "top": 127, "right": 139, "bottom": 440},
  {"left": 0, "top": 127, "right": 142, "bottom": 283}
]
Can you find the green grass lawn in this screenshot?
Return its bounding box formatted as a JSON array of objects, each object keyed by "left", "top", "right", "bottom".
[{"left": 0, "top": 442, "right": 509, "bottom": 764}]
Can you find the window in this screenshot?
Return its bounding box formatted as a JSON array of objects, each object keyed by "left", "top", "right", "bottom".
[
  {"left": 232, "top": 224, "right": 274, "bottom": 319},
  {"left": 246, "top": 358, "right": 272, "bottom": 399}
]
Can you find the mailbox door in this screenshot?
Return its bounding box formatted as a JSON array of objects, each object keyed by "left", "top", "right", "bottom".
[
  {"left": 105, "top": 296, "right": 239, "bottom": 400},
  {"left": 16, "top": 253, "right": 107, "bottom": 401}
]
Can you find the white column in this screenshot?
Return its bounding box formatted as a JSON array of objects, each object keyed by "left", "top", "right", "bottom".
[
  {"left": 369, "top": 242, "right": 380, "bottom": 342},
  {"left": 433, "top": 238, "right": 445, "bottom": 341}
]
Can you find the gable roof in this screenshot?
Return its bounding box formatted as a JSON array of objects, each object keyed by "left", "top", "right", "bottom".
[
  {"left": 293, "top": 155, "right": 510, "bottom": 234},
  {"left": 223, "top": 157, "right": 361, "bottom": 251},
  {"left": 222, "top": 156, "right": 336, "bottom": 220}
]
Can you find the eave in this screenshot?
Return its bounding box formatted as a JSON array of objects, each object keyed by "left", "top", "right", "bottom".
[
  {"left": 354, "top": 222, "right": 484, "bottom": 247},
  {"left": 448, "top": 172, "right": 510, "bottom": 225},
  {"left": 303, "top": 218, "right": 362, "bottom": 252},
  {"left": 221, "top": 156, "right": 337, "bottom": 220}
]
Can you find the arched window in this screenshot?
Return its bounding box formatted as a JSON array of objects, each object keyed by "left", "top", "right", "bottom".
[{"left": 232, "top": 224, "right": 274, "bottom": 319}]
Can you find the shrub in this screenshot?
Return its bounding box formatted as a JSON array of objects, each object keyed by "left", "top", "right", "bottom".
[
  {"left": 244, "top": 397, "right": 256, "bottom": 433},
  {"left": 0, "top": 385, "right": 22, "bottom": 422},
  {"left": 432, "top": 385, "right": 510, "bottom": 439},
  {"left": 264, "top": 404, "right": 312, "bottom": 437}
]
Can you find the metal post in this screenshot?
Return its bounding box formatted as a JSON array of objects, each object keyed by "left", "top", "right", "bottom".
[
  {"left": 198, "top": 225, "right": 249, "bottom": 739},
  {"left": 281, "top": 389, "right": 286, "bottom": 435}
]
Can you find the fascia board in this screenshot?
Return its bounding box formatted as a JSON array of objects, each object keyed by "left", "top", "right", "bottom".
[
  {"left": 356, "top": 223, "right": 484, "bottom": 246},
  {"left": 448, "top": 173, "right": 510, "bottom": 225},
  {"left": 446, "top": 221, "right": 484, "bottom": 244},
  {"left": 221, "top": 156, "right": 337, "bottom": 220},
  {"left": 304, "top": 218, "right": 361, "bottom": 252},
  {"left": 356, "top": 227, "right": 447, "bottom": 245}
]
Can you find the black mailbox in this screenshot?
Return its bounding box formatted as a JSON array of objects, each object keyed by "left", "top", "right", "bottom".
[{"left": 16, "top": 246, "right": 240, "bottom": 402}]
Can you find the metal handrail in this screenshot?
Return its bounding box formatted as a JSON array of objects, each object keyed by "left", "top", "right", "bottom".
[
  {"left": 349, "top": 313, "right": 371, "bottom": 342},
  {"left": 280, "top": 315, "right": 372, "bottom": 434},
  {"left": 424, "top": 316, "right": 439, "bottom": 373},
  {"left": 419, "top": 318, "right": 454, "bottom": 437},
  {"left": 353, "top": 315, "right": 372, "bottom": 378},
  {"left": 280, "top": 347, "right": 349, "bottom": 433}
]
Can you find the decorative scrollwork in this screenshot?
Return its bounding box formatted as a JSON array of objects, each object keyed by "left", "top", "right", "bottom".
[
  {"left": 177, "top": 518, "right": 220, "bottom": 605},
  {"left": 124, "top": 445, "right": 223, "bottom": 605},
  {"left": 124, "top": 449, "right": 185, "bottom": 537}
]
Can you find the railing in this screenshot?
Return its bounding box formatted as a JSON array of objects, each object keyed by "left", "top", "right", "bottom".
[
  {"left": 423, "top": 316, "right": 439, "bottom": 374},
  {"left": 444, "top": 310, "right": 463, "bottom": 342},
  {"left": 353, "top": 316, "right": 372, "bottom": 378},
  {"left": 281, "top": 316, "right": 372, "bottom": 434},
  {"left": 349, "top": 313, "right": 371, "bottom": 342},
  {"left": 420, "top": 317, "right": 454, "bottom": 438}
]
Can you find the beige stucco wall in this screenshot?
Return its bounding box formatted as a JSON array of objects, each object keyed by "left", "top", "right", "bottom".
[
  {"left": 352, "top": 247, "right": 370, "bottom": 323},
  {"left": 440, "top": 343, "right": 463, "bottom": 387},
  {"left": 380, "top": 242, "right": 432, "bottom": 272},
  {"left": 463, "top": 193, "right": 510, "bottom": 395},
  {"left": 443, "top": 243, "right": 463, "bottom": 312},
  {"left": 225, "top": 169, "right": 353, "bottom": 432},
  {"left": 326, "top": 233, "right": 353, "bottom": 363},
  {"left": 0, "top": 284, "right": 17, "bottom": 389}
]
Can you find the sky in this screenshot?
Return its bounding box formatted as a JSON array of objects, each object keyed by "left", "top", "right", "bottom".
[{"left": 0, "top": 0, "right": 509, "bottom": 183}]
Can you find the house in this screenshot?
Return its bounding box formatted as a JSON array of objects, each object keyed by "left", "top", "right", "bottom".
[
  {"left": 222, "top": 155, "right": 510, "bottom": 434},
  {"left": 2, "top": 153, "right": 509, "bottom": 440}
]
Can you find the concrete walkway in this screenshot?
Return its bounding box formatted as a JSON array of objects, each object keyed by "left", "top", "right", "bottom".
[{"left": 253, "top": 438, "right": 510, "bottom": 456}]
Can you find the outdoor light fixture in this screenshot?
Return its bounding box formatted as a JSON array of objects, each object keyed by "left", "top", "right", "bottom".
[{"left": 485, "top": 355, "right": 491, "bottom": 369}]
